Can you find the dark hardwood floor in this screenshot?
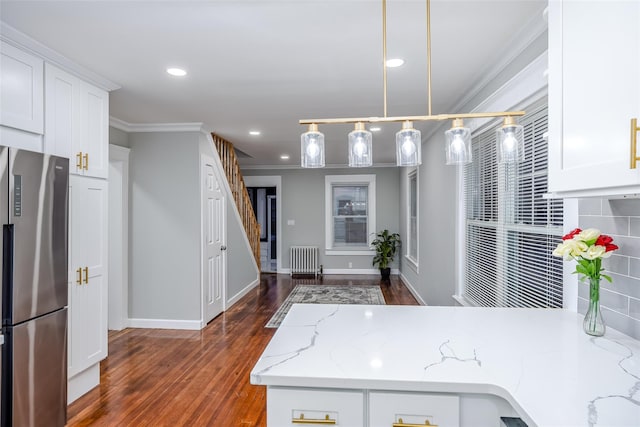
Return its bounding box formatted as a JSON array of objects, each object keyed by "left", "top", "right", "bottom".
[{"left": 67, "top": 274, "right": 418, "bottom": 426}]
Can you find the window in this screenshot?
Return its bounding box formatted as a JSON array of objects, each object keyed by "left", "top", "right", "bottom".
[
  {"left": 325, "top": 175, "right": 376, "bottom": 254},
  {"left": 462, "top": 102, "right": 564, "bottom": 308},
  {"left": 406, "top": 170, "right": 418, "bottom": 266}
]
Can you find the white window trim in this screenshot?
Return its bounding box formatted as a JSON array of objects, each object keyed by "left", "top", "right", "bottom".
[
  {"left": 325, "top": 174, "right": 376, "bottom": 255},
  {"left": 405, "top": 168, "right": 419, "bottom": 272}
]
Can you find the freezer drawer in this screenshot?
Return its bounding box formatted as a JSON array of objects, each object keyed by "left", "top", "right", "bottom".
[{"left": 2, "top": 308, "right": 67, "bottom": 427}]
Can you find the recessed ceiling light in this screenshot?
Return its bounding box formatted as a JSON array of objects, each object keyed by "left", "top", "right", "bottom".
[
  {"left": 280, "top": 154, "right": 290, "bottom": 160},
  {"left": 249, "top": 131, "right": 261, "bottom": 136},
  {"left": 166, "top": 67, "right": 187, "bottom": 77},
  {"left": 385, "top": 58, "right": 404, "bottom": 68},
  {"left": 370, "top": 126, "right": 381, "bottom": 132}
]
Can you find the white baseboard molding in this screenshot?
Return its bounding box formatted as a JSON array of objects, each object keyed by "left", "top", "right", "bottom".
[
  {"left": 226, "top": 275, "right": 260, "bottom": 308},
  {"left": 399, "top": 273, "right": 427, "bottom": 305},
  {"left": 128, "top": 318, "right": 203, "bottom": 330},
  {"left": 68, "top": 363, "right": 100, "bottom": 404}
]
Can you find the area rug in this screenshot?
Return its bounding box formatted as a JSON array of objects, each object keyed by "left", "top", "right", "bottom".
[{"left": 265, "top": 285, "right": 386, "bottom": 328}]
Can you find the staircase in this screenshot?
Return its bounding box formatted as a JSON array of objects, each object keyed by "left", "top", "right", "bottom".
[{"left": 211, "top": 133, "right": 261, "bottom": 271}]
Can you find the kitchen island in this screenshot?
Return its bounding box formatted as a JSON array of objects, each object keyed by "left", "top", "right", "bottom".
[{"left": 250, "top": 304, "right": 640, "bottom": 426}]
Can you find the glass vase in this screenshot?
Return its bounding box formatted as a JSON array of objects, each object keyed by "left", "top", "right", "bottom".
[{"left": 583, "top": 277, "right": 605, "bottom": 336}]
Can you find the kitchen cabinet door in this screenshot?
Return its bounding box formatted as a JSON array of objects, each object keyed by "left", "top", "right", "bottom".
[
  {"left": 369, "top": 391, "right": 460, "bottom": 427},
  {"left": 0, "top": 41, "right": 44, "bottom": 135},
  {"left": 267, "top": 387, "right": 364, "bottom": 426},
  {"left": 44, "top": 63, "right": 74, "bottom": 158},
  {"left": 68, "top": 175, "right": 108, "bottom": 378},
  {"left": 548, "top": 0, "right": 640, "bottom": 196},
  {"left": 45, "top": 63, "right": 109, "bottom": 178}
]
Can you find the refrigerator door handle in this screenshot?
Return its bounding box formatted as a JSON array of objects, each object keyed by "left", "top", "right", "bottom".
[{"left": 2, "top": 224, "right": 14, "bottom": 325}]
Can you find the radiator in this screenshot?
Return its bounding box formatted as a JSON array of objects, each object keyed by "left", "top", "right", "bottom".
[{"left": 290, "top": 246, "right": 319, "bottom": 277}]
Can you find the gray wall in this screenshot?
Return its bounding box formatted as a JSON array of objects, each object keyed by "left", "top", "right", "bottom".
[
  {"left": 242, "top": 167, "right": 401, "bottom": 271},
  {"left": 578, "top": 198, "right": 640, "bottom": 339},
  {"left": 398, "top": 31, "right": 549, "bottom": 306},
  {"left": 109, "top": 126, "right": 130, "bottom": 148},
  {"left": 128, "top": 131, "right": 202, "bottom": 321}
]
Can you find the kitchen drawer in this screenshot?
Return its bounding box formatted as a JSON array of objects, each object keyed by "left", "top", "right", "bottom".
[
  {"left": 369, "top": 391, "right": 459, "bottom": 427},
  {"left": 267, "top": 387, "right": 364, "bottom": 426}
]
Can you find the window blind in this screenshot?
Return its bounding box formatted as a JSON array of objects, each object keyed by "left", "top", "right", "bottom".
[{"left": 463, "top": 102, "right": 564, "bottom": 308}]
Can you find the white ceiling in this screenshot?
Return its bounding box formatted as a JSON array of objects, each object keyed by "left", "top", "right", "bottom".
[{"left": 0, "top": 0, "right": 547, "bottom": 167}]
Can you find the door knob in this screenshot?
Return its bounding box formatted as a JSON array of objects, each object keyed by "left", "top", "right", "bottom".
[{"left": 221, "top": 245, "right": 227, "bottom": 250}]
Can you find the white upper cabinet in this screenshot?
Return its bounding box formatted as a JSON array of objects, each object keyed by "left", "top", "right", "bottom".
[
  {"left": 44, "top": 63, "right": 109, "bottom": 178},
  {"left": 0, "top": 41, "right": 44, "bottom": 134},
  {"left": 548, "top": 0, "right": 640, "bottom": 196}
]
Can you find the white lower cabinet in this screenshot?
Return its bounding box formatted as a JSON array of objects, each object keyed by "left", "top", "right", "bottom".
[
  {"left": 267, "top": 387, "right": 364, "bottom": 426},
  {"left": 369, "top": 391, "right": 459, "bottom": 427},
  {"left": 67, "top": 175, "right": 108, "bottom": 402}
]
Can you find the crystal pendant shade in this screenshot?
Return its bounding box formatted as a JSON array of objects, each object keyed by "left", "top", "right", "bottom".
[
  {"left": 301, "top": 124, "right": 325, "bottom": 168},
  {"left": 395, "top": 121, "right": 422, "bottom": 166},
  {"left": 444, "top": 119, "right": 472, "bottom": 165},
  {"left": 348, "top": 122, "right": 373, "bottom": 167},
  {"left": 496, "top": 117, "right": 525, "bottom": 164}
]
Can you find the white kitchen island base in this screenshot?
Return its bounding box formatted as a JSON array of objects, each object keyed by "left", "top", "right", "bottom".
[{"left": 250, "top": 304, "right": 640, "bottom": 427}]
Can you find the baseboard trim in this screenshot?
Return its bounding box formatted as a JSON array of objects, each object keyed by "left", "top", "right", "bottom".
[
  {"left": 226, "top": 275, "right": 260, "bottom": 307},
  {"left": 128, "top": 318, "right": 203, "bottom": 330},
  {"left": 399, "top": 272, "right": 427, "bottom": 305}
]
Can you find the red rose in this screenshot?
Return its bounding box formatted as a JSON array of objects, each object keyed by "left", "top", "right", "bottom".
[
  {"left": 595, "top": 235, "right": 613, "bottom": 246},
  {"left": 562, "top": 228, "right": 582, "bottom": 240},
  {"left": 605, "top": 243, "right": 619, "bottom": 252}
]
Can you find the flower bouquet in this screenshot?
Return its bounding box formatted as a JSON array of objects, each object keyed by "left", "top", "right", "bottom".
[{"left": 552, "top": 228, "right": 619, "bottom": 336}]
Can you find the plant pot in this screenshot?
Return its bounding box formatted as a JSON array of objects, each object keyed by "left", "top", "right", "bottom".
[{"left": 380, "top": 268, "right": 391, "bottom": 279}]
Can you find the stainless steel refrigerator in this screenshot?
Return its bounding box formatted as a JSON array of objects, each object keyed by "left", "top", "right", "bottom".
[{"left": 1, "top": 146, "right": 68, "bottom": 427}]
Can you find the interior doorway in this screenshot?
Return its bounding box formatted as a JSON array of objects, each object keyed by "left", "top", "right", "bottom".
[{"left": 244, "top": 176, "right": 282, "bottom": 273}]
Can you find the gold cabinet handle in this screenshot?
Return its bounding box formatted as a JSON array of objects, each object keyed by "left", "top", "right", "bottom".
[
  {"left": 83, "top": 152, "right": 89, "bottom": 170},
  {"left": 76, "top": 152, "right": 83, "bottom": 170},
  {"left": 83, "top": 267, "right": 89, "bottom": 284},
  {"left": 631, "top": 118, "right": 639, "bottom": 169},
  {"left": 76, "top": 267, "right": 82, "bottom": 285},
  {"left": 393, "top": 419, "right": 438, "bottom": 427},
  {"left": 292, "top": 414, "right": 336, "bottom": 425}
]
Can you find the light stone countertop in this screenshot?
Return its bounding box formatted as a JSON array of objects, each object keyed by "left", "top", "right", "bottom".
[{"left": 250, "top": 304, "right": 640, "bottom": 427}]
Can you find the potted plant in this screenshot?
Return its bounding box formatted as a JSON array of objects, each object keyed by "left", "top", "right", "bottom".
[{"left": 371, "top": 229, "right": 401, "bottom": 279}]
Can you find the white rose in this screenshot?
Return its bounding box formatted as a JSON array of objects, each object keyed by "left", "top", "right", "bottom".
[
  {"left": 582, "top": 245, "right": 606, "bottom": 260},
  {"left": 553, "top": 240, "right": 587, "bottom": 260},
  {"left": 577, "top": 228, "right": 600, "bottom": 242}
]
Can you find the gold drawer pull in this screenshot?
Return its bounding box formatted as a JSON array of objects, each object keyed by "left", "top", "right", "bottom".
[
  {"left": 83, "top": 152, "right": 89, "bottom": 170},
  {"left": 393, "top": 418, "right": 438, "bottom": 427},
  {"left": 76, "top": 267, "right": 82, "bottom": 285},
  {"left": 76, "top": 152, "right": 83, "bottom": 170},
  {"left": 631, "top": 118, "right": 639, "bottom": 169},
  {"left": 292, "top": 413, "right": 336, "bottom": 424},
  {"left": 83, "top": 266, "right": 89, "bottom": 284}
]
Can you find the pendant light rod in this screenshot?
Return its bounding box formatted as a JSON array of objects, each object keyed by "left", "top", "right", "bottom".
[
  {"left": 426, "top": 0, "right": 432, "bottom": 116},
  {"left": 299, "top": 110, "right": 525, "bottom": 126},
  {"left": 382, "top": 0, "right": 388, "bottom": 118}
]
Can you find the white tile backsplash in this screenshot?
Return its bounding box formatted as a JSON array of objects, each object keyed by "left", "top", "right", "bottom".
[{"left": 578, "top": 198, "right": 640, "bottom": 339}]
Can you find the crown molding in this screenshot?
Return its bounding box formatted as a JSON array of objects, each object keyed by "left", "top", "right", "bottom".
[
  {"left": 0, "top": 21, "right": 120, "bottom": 92},
  {"left": 109, "top": 117, "right": 208, "bottom": 133}
]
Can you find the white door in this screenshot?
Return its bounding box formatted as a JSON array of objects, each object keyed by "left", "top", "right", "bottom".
[{"left": 202, "top": 155, "right": 225, "bottom": 323}]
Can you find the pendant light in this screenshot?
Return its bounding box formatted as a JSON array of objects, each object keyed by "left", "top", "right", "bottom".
[
  {"left": 497, "top": 117, "right": 524, "bottom": 163},
  {"left": 444, "top": 119, "right": 472, "bottom": 165},
  {"left": 301, "top": 124, "right": 325, "bottom": 168},
  {"left": 298, "top": 0, "right": 525, "bottom": 168},
  {"left": 396, "top": 121, "right": 421, "bottom": 166},
  {"left": 348, "top": 122, "right": 373, "bottom": 167}
]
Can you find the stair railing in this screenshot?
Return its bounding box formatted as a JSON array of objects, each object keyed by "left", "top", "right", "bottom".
[{"left": 211, "top": 133, "right": 261, "bottom": 271}]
